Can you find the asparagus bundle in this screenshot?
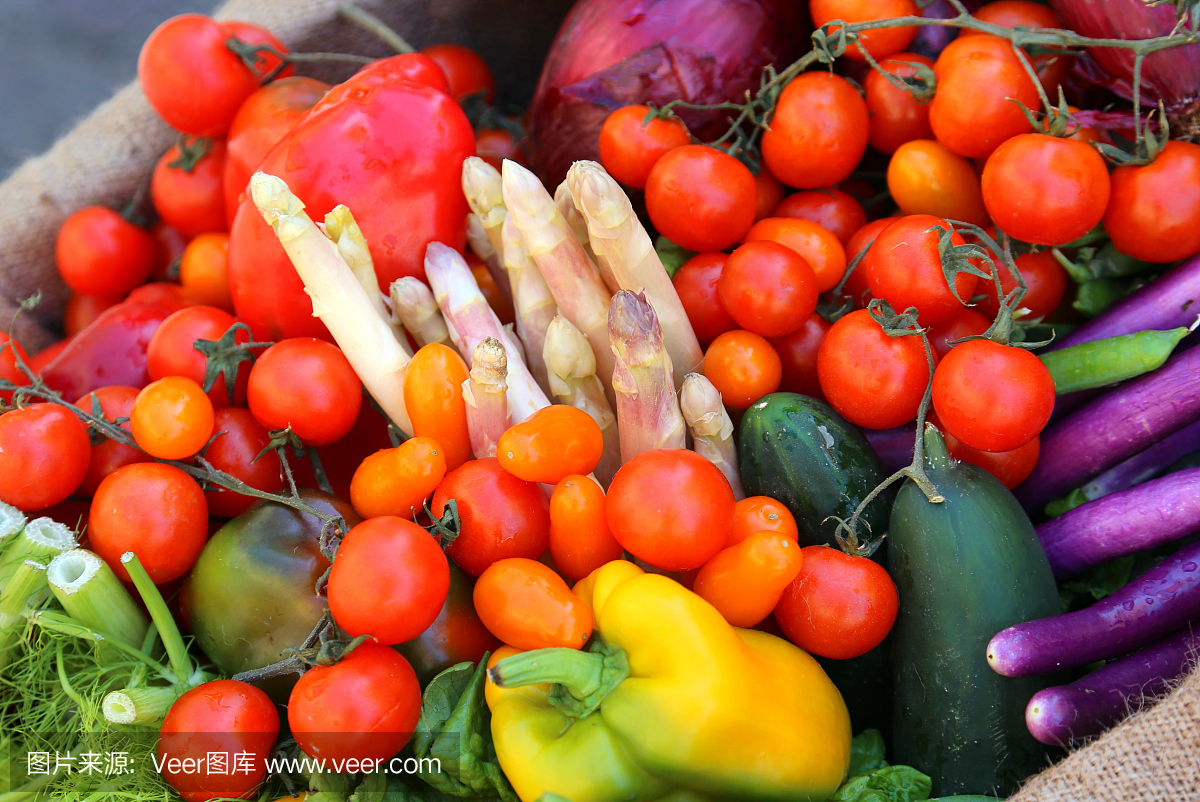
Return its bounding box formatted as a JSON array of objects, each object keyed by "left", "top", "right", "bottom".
[
  {"left": 681, "top": 374, "right": 745, "bottom": 499},
  {"left": 425, "top": 241, "right": 551, "bottom": 423},
  {"left": 501, "top": 160, "right": 616, "bottom": 403},
  {"left": 567, "top": 161, "right": 704, "bottom": 385},
  {"left": 463, "top": 337, "right": 512, "bottom": 458},
  {"left": 390, "top": 276, "right": 453, "bottom": 348},
  {"left": 544, "top": 315, "right": 621, "bottom": 486},
  {"left": 250, "top": 172, "right": 415, "bottom": 436},
  {"left": 462, "top": 156, "right": 513, "bottom": 302},
  {"left": 501, "top": 214, "right": 558, "bottom": 396},
  {"left": 609, "top": 290, "right": 687, "bottom": 463}
]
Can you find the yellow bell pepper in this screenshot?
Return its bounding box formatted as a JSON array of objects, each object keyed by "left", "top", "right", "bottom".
[{"left": 486, "top": 560, "right": 851, "bottom": 802}]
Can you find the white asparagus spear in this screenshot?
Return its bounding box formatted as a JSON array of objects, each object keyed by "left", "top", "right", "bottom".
[
  {"left": 501, "top": 159, "right": 616, "bottom": 405},
  {"left": 567, "top": 160, "right": 705, "bottom": 384},
  {"left": 462, "top": 337, "right": 511, "bottom": 459},
  {"left": 543, "top": 315, "right": 620, "bottom": 486},
  {"left": 249, "top": 172, "right": 413, "bottom": 436},
  {"left": 425, "top": 242, "right": 550, "bottom": 423},
  {"left": 501, "top": 214, "right": 557, "bottom": 396},
  {"left": 554, "top": 179, "right": 607, "bottom": 289},
  {"left": 680, "top": 373, "right": 745, "bottom": 499},
  {"left": 389, "top": 277, "right": 452, "bottom": 348}
]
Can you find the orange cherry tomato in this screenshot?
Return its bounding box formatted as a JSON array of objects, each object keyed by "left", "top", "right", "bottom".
[
  {"left": 703, "top": 330, "right": 783, "bottom": 410},
  {"left": 693, "top": 530, "right": 805, "bottom": 627},
  {"left": 473, "top": 557, "right": 593, "bottom": 650},
  {"left": 864, "top": 52, "right": 936, "bottom": 154},
  {"left": 549, "top": 475, "right": 624, "bottom": 583},
  {"left": 598, "top": 104, "right": 691, "bottom": 190},
  {"left": 130, "top": 376, "right": 215, "bottom": 460},
  {"left": 404, "top": 343, "right": 472, "bottom": 470},
  {"left": 743, "top": 217, "right": 847, "bottom": 293},
  {"left": 350, "top": 436, "right": 448, "bottom": 520},
  {"left": 497, "top": 405, "right": 604, "bottom": 485},
  {"left": 179, "top": 232, "right": 234, "bottom": 313},
  {"left": 730, "top": 496, "right": 799, "bottom": 546},
  {"left": 887, "top": 139, "right": 989, "bottom": 226},
  {"left": 810, "top": 0, "right": 919, "bottom": 61}
]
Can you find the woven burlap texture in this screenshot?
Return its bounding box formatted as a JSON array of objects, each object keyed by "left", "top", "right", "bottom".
[{"left": 2, "top": 1, "right": 1199, "bottom": 799}]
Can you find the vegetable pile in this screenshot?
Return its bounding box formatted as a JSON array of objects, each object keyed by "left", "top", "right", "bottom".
[{"left": 3, "top": 0, "right": 1200, "bottom": 800}]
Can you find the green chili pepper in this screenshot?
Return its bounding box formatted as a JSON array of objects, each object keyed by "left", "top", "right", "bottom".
[{"left": 1039, "top": 327, "right": 1190, "bottom": 395}]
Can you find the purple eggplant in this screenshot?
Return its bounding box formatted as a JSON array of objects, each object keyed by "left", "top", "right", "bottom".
[
  {"left": 987, "top": 538, "right": 1200, "bottom": 676},
  {"left": 1038, "top": 467, "right": 1200, "bottom": 577},
  {"left": 1044, "top": 254, "right": 1200, "bottom": 353},
  {"left": 862, "top": 423, "right": 916, "bottom": 475},
  {"left": 1082, "top": 419, "right": 1200, "bottom": 500},
  {"left": 1015, "top": 348, "right": 1200, "bottom": 511},
  {"left": 1025, "top": 625, "right": 1200, "bottom": 746}
]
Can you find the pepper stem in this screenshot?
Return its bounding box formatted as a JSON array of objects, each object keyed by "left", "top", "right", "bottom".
[{"left": 490, "top": 636, "right": 630, "bottom": 719}]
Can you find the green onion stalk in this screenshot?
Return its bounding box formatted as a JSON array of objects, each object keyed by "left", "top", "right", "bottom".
[{"left": 0, "top": 519, "right": 76, "bottom": 669}]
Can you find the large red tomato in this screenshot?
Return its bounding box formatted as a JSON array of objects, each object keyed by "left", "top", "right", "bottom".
[{"left": 227, "top": 79, "right": 475, "bottom": 341}]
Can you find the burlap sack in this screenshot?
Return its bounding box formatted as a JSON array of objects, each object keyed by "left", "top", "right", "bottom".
[{"left": 1, "top": 1, "right": 1198, "bottom": 799}]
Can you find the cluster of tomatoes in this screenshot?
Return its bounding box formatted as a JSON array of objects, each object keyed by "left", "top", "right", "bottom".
[{"left": 598, "top": 0, "right": 1200, "bottom": 491}]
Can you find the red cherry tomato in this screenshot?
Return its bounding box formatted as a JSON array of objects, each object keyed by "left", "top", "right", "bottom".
[
  {"left": 773, "top": 188, "right": 868, "bottom": 246},
  {"left": 606, "top": 449, "right": 735, "bottom": 571},
  {"left": 865, "top": 53, "right": 936, "bottom": 154},
  {"left": 743, "top": 217, "right": 847, "bottom": 294},
  {"left": 288, "top": 643, "right": 421, "bottom": 763},
  {"left": 928, "top": 308, "right": 991, "bottom": 361},
  {"left": 157, "top": 680, "right": 279, "bottom": 802},
  {"left": 0, "top": 404, "right": 90, "bottom": 512},
  {"left": 976, "top": 249, "right": 1069, "bottom": 321},
  {"left": 329, "top": 517, "right": 450, "bottom": 646},
  {"left": 74, "top": 386, "right": 153, "bottom": 496},
  {"left": 770, "top": 313, "right": 832, "bottom": 400},
  {"left": 645, "top": 145, "right": 757, "bottom": 252},
  {"left": 421, "top": 44, "right": 495, "bottom": 103},
  {"left": 228, "top": 79, "right": 473, "bottom": 341},
  {"left": 981, "top": 133, "right": 1110, "bottom": 246},
  {"left": 64, "top": 293, "right": 121, "bottom": 338},
  {"left": 598, "top": 105, "right": 691, "bottom": 189},
  {"left": 774, "top": 545, "right": 899, "bottom": 659},
  {"left": 152, "top": 138, "right": 228, "bottom": 238},
  {"left": 961, "top": 1, "right": 1073, "bottom": 95},
  {"left": 929, "top": 34, "right": 1038, "bottom": 159},
  {"left": 430, "top": 458, "right": 550, "bottom": 577},
  {"left": 672, "top": 253, "right": 739, "bottom": 346},
  {"left": 1103, "top": 140, "right": 1200, "bottom": 263},
  {"left": 146, "top": 306, "right": 245, "bottom": 408},
  {"left": 247, "top": 338, "right": 362, "bottom": 446},
  {"left": 55, "top": 207, "right": 156, "bottom": 298},
  {"left": 817, "top": 308, "right": 932, "bottom": 430},
  {"left": 89, "top": 463, "right": 208, "bottom": 583},
  {"left": 943, "top": 427, "right": 1040, "bottom": 489},
  {"left": 223, "top": 76, "right": 329, "bottom": 228},
  {"left": 754, "top": 168, "right": 786, "bottom": 222},
  {"left": 138, "top": 15, "right": 290, "bottom": 137},
  {"left": 204, "top": 408, "right": 285, "bottom": 517},
  {"left": 842, "top": 217, "right": 900, "bottom": 307},
  {"left": 0, "top": 332, "right": 30, "bottom": 405},
  {"left": 762, "top": 72, "right": 869, "bottom": 189},
  {"left": 863, "top": 214, "right": 979, "bottom": 326},
  {"left": 810, "top": 0, "right": 919, "bottom": 61},
  {"left": 476, "top": 127, "right": 527, "bottom": 172},
  {"left": 932, "top": 338, "right": 1054, "bottom": 452},
  {"left": 703, "top": 330, "right": 783, "bottom": 410},
  {"left": 718, "top": 240, "right": 818, "bottom": 337}
]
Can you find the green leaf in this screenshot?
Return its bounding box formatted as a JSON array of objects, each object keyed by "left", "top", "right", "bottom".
[
  {"left": 830, "top": 765, "right": 933, "bottom": 802},
  {"left": 849, "top": 729, "right": 889, "bottom": 776},
  {"left": 305, "top": 770, "right": 357, "bottom": 802},
  {"left": 413, "top": 654, "right": 517, "bottom": 801},
  {"left": 1060, "top": 555, "right": 1136, "bottom": 609},
  {"left": 654, "top": 235, "right": 696, "bottom": 279},
  {"left": 348, "top": 771, "right": 464, "bottom": 801}
]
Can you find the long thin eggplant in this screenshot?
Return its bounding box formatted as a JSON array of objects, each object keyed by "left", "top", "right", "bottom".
[
  {"left": 988, "top": 538, "right": 1200, "bottom": 676},
  {"left": 1038, "top": 467, "right": 1200, "bottom": 577},
  {"left": 1044, "top": 253, "right": 1200, "bottom": 353},
  {"left": 1015, "top": 348, "right": 1200, "bottom": 511},
  {"left": 1081, "top": 419, "right": 1200, "bottom": 500},
  {"left": 1025, "top": 626, "right": 1200, "bottom": 746}
]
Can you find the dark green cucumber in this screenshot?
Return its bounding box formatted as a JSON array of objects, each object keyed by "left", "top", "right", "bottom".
[
  {"left": 889, "top": 426, "right": 1062, "bottom": 797},
  {"left": 738, "top": 392, "right": 891, "bottom": 547}
]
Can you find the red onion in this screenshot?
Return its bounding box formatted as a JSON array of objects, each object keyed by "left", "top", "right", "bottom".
[
  {"left": 527, "top": 0, "right": 807, "bottom": 186},
  {"left": 1050, "top": 0, "right": 1200, "bottom": 134}
]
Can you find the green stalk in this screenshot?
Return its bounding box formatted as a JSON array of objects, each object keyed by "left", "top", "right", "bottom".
[
  {"left": 0, "top": 559, "right": 49, "bottom": 669},
  {"left": 0, "top": 517, "right": 74, "bottom": 593},
  {"left": 33, "top": 611, "right": 165, "bottom": 674},
  {"left": 0, "top": 502, "right": 26, "bottom": 569},
  {"left": 47, "top": 550, "right": 149, "bottom": 654},
  {"left": 102, "top": 686, "right": 177, "bottom": 725},
  {"left": 120, "top": 552, "right": 194, "bottom": 688}
]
